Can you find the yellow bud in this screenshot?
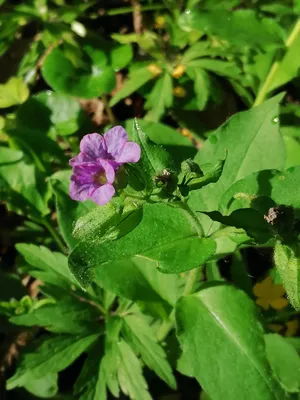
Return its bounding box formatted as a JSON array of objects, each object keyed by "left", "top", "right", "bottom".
[
  {"left": 172, "top": 64, "right": 186, "bottom": 79},
  {"left": 173, "top": 86, "right": 186, "bottom": 98},
  {"left": 155, "top": 15, "right": 165, "bottom": 28},
  {"left": 147, "top": 63, "right": 163, "bottom": 76},
  {"left": 181, "top": 128, "right": 193, "bottom": 140}
]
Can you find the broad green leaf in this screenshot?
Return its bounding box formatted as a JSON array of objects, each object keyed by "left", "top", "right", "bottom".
[
  {"left": 95, "top": 256, "right": 178, "bottom": 307},
  {"left": 10, "top": 296, "right": 100, "bottom": 334},
  {"left": 0, "top": 77, "right": 29, "bottom": 108},
  {"left": 109, "top": 67, "right": 155, "bottom": 107},
  {"left": 274, "top": 241, "right": 300, "bottom": 310},
  {"left": 69, "top": 203, "right": 216, "bottom": 286},
  {"left": 284, "top": 136, "right": 300, "bottom": 168},
  {"left": 23, "top": 373, "right": 58, "bottom": 399},
  {"left": 0, "top": 147, "right": 23, "bottom": 163},
  {"left": 265, "top": 333, "right": 300, "bottom": 393},
  {"left": 7, "top": 334, "right": 99, "bottom": 390},
  {"left": 186, "top": 67, "right": 210, "bottom": 110},
  {"left": 182, "top": 41, "right": 219, "bottom": 64},
  {"left": 179, "top": 9, "right": 284, "bottom": 49},
  {"left": 188, "top": 94, "right": 285, "bottom": 234},
  {"left": 42, "top": 48, "right": 115, "bottom": 98},
  {"left": 16, "top": 244, "right": 77, "bottom": 289},
  {"left": 145, "top": 73, "right": 173, "bottom": 121},
  {"left": 268, "top": 20, "right": 300, "bottom": 92},
  {"left": 176, "top": 284, "right": 286, "bottom": 400},
  {"left": 51, "top": 170, "right": 96, "bottom": 249},
  {"left": 111, "top": 43, "right": 133, "bottom": 71},
  {"left": 122, "top": 315, "right": 176, "bottom": 389},
  {"left": 117, "top": 340, "right": 152, "bottom": 400},
  {"left": 125, "top": 119, "right": 196, "bottom": 166}
]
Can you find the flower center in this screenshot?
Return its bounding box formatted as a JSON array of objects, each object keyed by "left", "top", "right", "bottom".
[{"left": 93, "top": 171, "right": 107, "bottom": 185}]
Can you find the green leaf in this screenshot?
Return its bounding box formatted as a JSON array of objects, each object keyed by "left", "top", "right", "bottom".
[
  {"left": 179, "top": 9, "right": 284, "bottom": 49},
  {"left": 23, "top": 373, "right": 58, "bottom": 399},
  {"left": 125, "top": 119, "right": 196, "bottom": 167},
  {"left": 131, "top": 119, "right": 175, "bottom": 190},
  {"left": 69, "top": 203, "right": 216, "bottom": 286},
  {"left": 111, "top": 43, "right": 133, "bottom": 71},
  {"left": 0, "top": 147, "right": 23, "bottom": 163},
  {"left": 117, "top": 340, "right": 152, "bottom": 400},
  {"left": 10, "top": 296, "right": 101, "bottom": 334},
  {"left": 145, "top": 73, "right": 173, "bottom": 121},
  {"left": 42, "top": 48, "right": 115, "bottom": 98},
  {"left": 176, "top": 284, "right": 286, "bottom": 400},
  {"left": 51, "top": 170, "right": 96, "bottom": 249},
  {"left": 186, "top": 67, "right": 210, "bottom": 110},
  {"left": 283, "top": 136, "right": 300, "bottom": 169},
  {"left": 16, "top": 244, "right": 77, "bottom": 289},
  {"left": 188, "top": 59, "right": 240, "bottom": 78},
  {"left": 109, "top": 66, "right": 155, "bottom": 107},
  {"left": 122, "top": 315, "right": 176, "bottom": 389},
  {"left": 274, "top": 241, "right": 300, "bottom": 310},
  {"left": 0, "top": 150, "right": 51, "bottom": 218},
  {"left": 95, "top": 256, "right": 178, "bottom": 307},
  {"left": 7, "top": 334, "right": 99, "bottom": 390},
  {"left": 0, "top": 77, "right": 29, "bottom": 108},
  {"left": 188, "top": 94, "right": 285, "bottom": 234},
  {"left": 265, "top": 333, "right": 300, "bottom": 393}
]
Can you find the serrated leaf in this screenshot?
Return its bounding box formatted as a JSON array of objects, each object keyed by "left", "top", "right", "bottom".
[
  {"left": 69, "top": 203, "right": 216, "bottom": 287},
  {"left": 0, "top": 77, "right": 29, "bottom": 108},
  {"left": 16, "top": 244, "right": 77, "bottom": 289},
  {"left": 186, "top": 67, "right": 210, "bottom": 110},
  {"left": 188, "top": 59, "right": 240, "bottom": 78},
  {"left": 176, "top": 284, "right": 286, "bottom": 400},
  {"left": 109, "top": 67, "right": 155, "bottom": 107},
  {"left": 117, "top": 340, "right": 152, "bottom": 400},
  {"left": 265, "top": 333, "right": 300, "bottom": 393},
  {"left": 111, "top": 43, "right": 133, "bottom": 70},
  {"left": 7, "top": 334, "right": 99, "bottom": 390},
  {"left": 145, "top": 73, "right": 173, "bottom": 121},
  {"left": 123, "top": 315, "right": 176, "bottom": 389}
]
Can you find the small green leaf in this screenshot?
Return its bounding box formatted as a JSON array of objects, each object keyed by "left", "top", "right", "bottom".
[
  {"left": 265, "top": 333, "right": 300, "bottom": 393},
  {"left": 145, "top": 73, "right": 173, "bottom": 121},
  {"left": 109, "top": 67, "right": 155, "bottom": 107},
  {"left": 186, "top": 67, "right": 210, "bottom": 110},
  {"left": 23, "top": 373, "right": 58, "bottom": 399},
  {"left": 111, "top": 43, "right": 133, "bottom": 70},
  {"left": 0, "top": 77, "right": 29, "bottom": 108}
]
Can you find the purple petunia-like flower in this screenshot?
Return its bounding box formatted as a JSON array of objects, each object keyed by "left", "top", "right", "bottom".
[{"left": 69, "top": 126, "right": 141, "bottom": 206}]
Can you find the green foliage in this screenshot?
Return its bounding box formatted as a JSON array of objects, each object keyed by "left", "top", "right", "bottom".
[{"left": 2, "top": 2, "right": 300, "bottom": 399}]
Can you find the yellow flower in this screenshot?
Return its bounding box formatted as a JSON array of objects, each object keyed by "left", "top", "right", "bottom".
[
  {"left": 155, "top": 16, "right": 165, "bottom": 29},
  {"left": 173, "top": 86, "right": 186, "bottom": 98},
  {"left": 172, "top": 64, "right": 186, "bottom": 79},
  {"left": 253, "top": 276, "right": 289, "bottom": 311},
  {"left": 181, "top": 128, "right": 193, "bottom": 141},
  {"left": 285, "top": 319, "right": 299, "bottom": 337},
  {"left": 147, "top": 63, "right": 163, "bottom": 76}
]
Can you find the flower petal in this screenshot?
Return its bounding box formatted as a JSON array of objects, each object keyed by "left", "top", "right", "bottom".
[
  {"left": 69, "top": 153, "right": 91, "bottom": 166},
  {"left": 115, "top": 141, "right": 141, "bottom": 164},
  {"left": 97, "top": 159, "right": 115, "bottom": 184},
  {"left": 253, "top": 276, "right": 273, "bottom": 298},
  {"left": 255, "top": 298, "right": 270, "bottom": 311},
  {"left": 72, "top": 162, "right": 100, "bottom": 185},
  {"left": 270, "top": 298, "right": 289, "bottom": 310},
  {"left": 90, "top": 184, "right": 115, "bottom": 205},
  {"left": 270, "top": 283, "right": 286, "bottom": 299},
  {"left": 80, "top": 133, "right": 107, "bottom": 160},
  {"left": 104, "top": 126, "right": 128, "bottom": 158},
  {"left": 69, "top": 180, "right": 92, "bottom": 202}
]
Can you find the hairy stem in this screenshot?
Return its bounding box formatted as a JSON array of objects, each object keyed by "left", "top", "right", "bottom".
[
  {"left": 106, "top": 4, "right": 166, "bottom": 16},
  {"left": 41, "top": 219, "right": 66, "bottom": 254}
]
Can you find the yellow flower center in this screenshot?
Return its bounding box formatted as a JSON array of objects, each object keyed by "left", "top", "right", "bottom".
[
  {"left": 147, "top": 64, "right": 163, "bottom": 76},
  {"left": 93, "top": 171, "right": 107, "bottom": 185},
  {"left": 172, "top": 64, "right": 186, "bottom": 79}
]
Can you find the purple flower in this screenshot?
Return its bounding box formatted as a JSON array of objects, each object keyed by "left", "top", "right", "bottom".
[
  {"left": 69, "top": 126, "right": 141, "bottom": 206},
  {"left": 69, "top": 126, "right": 141, "bottom": 169}
]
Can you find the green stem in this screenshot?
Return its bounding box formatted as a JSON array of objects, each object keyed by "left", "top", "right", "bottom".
[
  {"left": 41, "top": 219, "right": 66, "bottom": 253},
  {"left": 253, "top": 19, "right": 300, "bottom": 106},
  {"left": 102, "top": 94, "right": 117, "bottom": 125},
  {"left": 106, "top": 4, "right": 167, "bottom": 16}
]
